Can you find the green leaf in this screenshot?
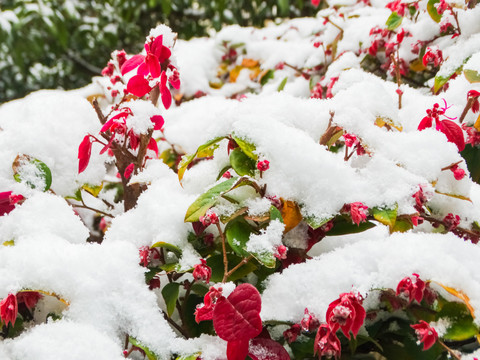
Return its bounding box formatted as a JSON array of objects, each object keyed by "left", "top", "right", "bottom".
[
  {"left": 270, "top": 206, "right": 283, "bottom": 223},
  {"left": 461, "top": 145, "right": 480, "bottom": 184},
  {"left": 178, "top": 136, "right": 225, "bottom": 181},
  {"left": 385, "top": 12, "right": 403, "bottom": 31},
  {"left": 232, "top": 135, "right": 258, "bottom": 160},
  {"left": 391, "top": 218, "right": 413, "bottom": 233},
  {"left": 260, "top": 69, "right": 275, "bottom": 85},
  {"left": 206, "top": 253, "right": 257, "bottom": 282},
  {"left": 464, "top": 69, "right": 480, "bottom": 83},
  {"left": 277, "top": 77, "right": 288, "bottom": 92},
  {"left": 372, "top": 205, "right": 397, "bottom": 229},
  {"left": 328, "top": 216, "right": 376, "bottom": 236},
  {"left": 278, "top": 0, "right": 289, "bottom": 16},
  {"left": 225, "top": 217, "right": 252, "bottom": 257},
  {"left": 436, "top": 302, "right": 479, "bottom": 341},
  {"left": 229, "top": 148, "right": 256, "bottom": 176},
  {"left": 12, "top": 155, "right": 52, "bottom": 192},
  {"left": 176, "top": 353, "right": 201, "bottom": 360},
  {"left": 252, "top": 250, "right": 277, "bottom": 268},
  {"left": 151, "top": 241, "right": 182, "bottom": 258},
  {"left": 434, "top": 75, "right": 451, "bottom": 94},
  {"left": 161, "top": 282, "right": 180, "bottom": 317},
  {"left": 427, "top": 0, "right": 442, "bottom": 23},
  {"left": 303, "top": 215, "right": 333, "bottom": 229},
  {"left": 160, "top": 0, "right": 172, "bottom": 16},
  {"left": 184, "top": 177, "right": 237, "bottom": 222},
  {"left": 129, "top": 337, "right": 158, "bottom": 360}
]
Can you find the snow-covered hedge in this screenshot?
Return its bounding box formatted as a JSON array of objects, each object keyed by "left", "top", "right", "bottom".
[{"left": 1, "top": 0, "right": 480, "bottom": 358}]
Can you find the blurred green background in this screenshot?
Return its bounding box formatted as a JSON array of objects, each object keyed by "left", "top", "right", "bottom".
[{"left": 0, "top": 0, "right": 318, "bottom": 103}]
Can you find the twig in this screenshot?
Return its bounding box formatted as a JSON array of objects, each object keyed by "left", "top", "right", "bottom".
[
  {"left": 217, "top": 223, "right": 230, "bottom": 283},
  {"left": 458, "top": 96, "right": 475, "bottom": 123},
  {"left": 225, "top": 255, "right": 254, "bottom": 280},
  {"left": 441, "top": 160, "right": 463, "bottom": 171},
  {"left": 438, "top": 340, "right": 462, "bottom": 360},
  {"left": 92, "top": 98, "right": 106, "bottom": 124},
  {"left": 162, "top": 312, "right": 189, "bottom": 338}
]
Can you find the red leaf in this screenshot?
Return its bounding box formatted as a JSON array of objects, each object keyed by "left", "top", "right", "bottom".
[
  {"left": 127, "top": 75, "right": 152, "bottom": 98},
  {"left": 160, "top": 72, "right": 172, "bottom": 109},
  {"left": 121, "top": 54, "right": 145, "bottom": 75},
  {"left": 438, "top": 120, "right": 465, "bottom": 151},
  {"left": 227, "top": 340, "right": 249, "bottom": 360},
  {"left": 147, "top": 137, "right": 159, "bottom": 156},
  {"left": 78, "top": 135, "right": 92, "bottom": 173},
  {"left": 213, "top": 283, "right": 262, "bottom": 342},
  {"left": 248, "top": 338, "right": 291, "bottom": 360},
  {"left": 150, "top": 115, "right": 165, "bottom": 131}
]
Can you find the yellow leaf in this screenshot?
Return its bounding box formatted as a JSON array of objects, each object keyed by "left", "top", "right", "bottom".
[
  {"left": 434, "top": 282, "right": 475, "bottom": 318},
  {"left": 410, "top": 58, "right": 427, "bottom": 72},
  {"left": 375, "top": 117, "right": 403, "bottom": 132},
  {"left": 249, "top": 66, "right": 262, "bottom": 80},
  {"left": 82, "top": 183, "right": 103, "bottom": 197},
  {"left": 280, "top": 199, "right": 303, "bottom": 233},
  {"left": 209, "top": 81, "right": 224, "bottom": 89},
  {"left": 229, "top": 66, "right": 243, "bottom": 83},
  {"left": 2, "top": 240, "right": 14, "bottom": 246},
  {"left": 241, "top": 58, "right": 259, "bottom": 68},
  {"left": 86, "top": 94, "right": 105, "bottom": 104},
  {"left": 434, "top": 189, "right": 472, "bottom": 202},
  {"left": 474, "top": 113, "right": 480, "bottom": 132}
]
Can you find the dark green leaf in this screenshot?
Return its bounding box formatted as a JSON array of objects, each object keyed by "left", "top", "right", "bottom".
[
  {"left": 184, "top": 177, "right": 237, "bottom": 222},
  {"left": 260, "top": 69, "right": 275, "bottom": 85},
  {"left": 225, "top": 217, "right": 252, "bottom": 257},
  {"left": 436, "top": 302, "right": 479, "bottom": 341},
  {"left": 461, "top": 144, "right": 480, "bottom": 184},
  {"left": 328, "top": 216, "right": 376, "bottom": 236},
  {"left": 151, "top": 241, "right": 183, "bottom": 258},
  {"left": 270, "top": 206, "right": 283, "bottom": 222},
  {"left": 385, "top": 12, "right": 403, "bottom": 30},
  {"left": 161, "top": 282, "right": 180, "bottom": 317},
  {"left": 229, "top": 148, "right": 256, "bottom": 176},
  {"left": 278, "top": 0, "right": 289, "bottom": 16}
]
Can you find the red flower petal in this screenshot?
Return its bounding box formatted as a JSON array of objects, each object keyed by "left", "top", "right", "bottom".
[
  {"left": 227, "top": 340, "right": 249, "bottom": 360},
  {"left": 150, "top": 115, "right": 165, "bottom": 131},
  {"left": 78, "top": 135, "right": 92, "bottom": 173},
  {"left": 146, "top": 55, "right": 161, "bottom": 78},
  {"left": 160, "top": 72, "right": 172, "bottom": 109},
  {"left": 147, "top": 137, "right": 159, "bottom": 156},
  {"left": 127, "top": 75, "right": 152, "bottom": 98},
  {"left": 213, "top": 283, "right": 262, "bottom": 342},
  {"left": 124, "top": 163, "right": 135, "bottom": 179},
  {"left": 121, "top": 54, "right": 145, "bottom": 75},
  {"left": 437, "top": 120, "right": 465, "bottom": 151},
  {"left": 418, "top": 116, "right": 433, "bottom": 131},
  {"left": 248, "top": 338, "right": 291, "bottom": 360}
]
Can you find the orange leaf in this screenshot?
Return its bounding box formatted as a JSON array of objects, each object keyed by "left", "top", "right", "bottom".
[
  {"left": 229, "top": 66, "right": 243, "bottom": 83},
  {"left": 241, "top": 59, "right": 259, "bottom": 68},
  {"left": 434, "top": 282, "right": 475, "bottom": 318},
  {"left": 280, "top": 199, "right": 303, "bottom": 233}
]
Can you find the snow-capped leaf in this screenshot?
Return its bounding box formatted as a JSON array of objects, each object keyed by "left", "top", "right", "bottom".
[
  {"left": 248, "top": 338, "right": 291, "bottom": 360},
  {"left": 129, "top": 337, "right": 158, "bottom": 360},
  {"left": 13, "top": 154, "right": 52, "bottom": 191}
]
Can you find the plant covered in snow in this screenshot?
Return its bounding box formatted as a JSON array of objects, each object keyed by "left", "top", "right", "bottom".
[{"left": 2, "top": 0, "right": 480, "bottom": 359}]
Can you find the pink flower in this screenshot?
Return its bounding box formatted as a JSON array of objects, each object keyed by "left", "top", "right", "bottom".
[
  {"left": 411, "top": 320, "right": 438, "bottom": 350},
  {"left": 199, "top": 210, "right": 219, "bottom": 227},
  {"left": 443, "top": 213, "right": 460, "bottom": 231},
  {"left": 412, "top": 186, "right": 428, "bottom": 212},
  {"left": 349, "top": 202, "right": 368, "bottom": 225},
  {"left": 193, "top": 259, "right": 212, "bottom": 283},
  {"left": 386, "top": 0, "right": 407, "bottom": 15},
  {"left": 468, "top": 90, "right": 480, "bottom": 113},
  {"left": 326, "top": 291, "right": 366, "bottom": 339},
  {"left": 78, "top": 135, "right": 93, "bottom": 173},
  {"left": 257, "top": 160, "right": 270, "bottom": 172},
  {"left": 396, "top": 273, "right": 425, "bottom": 303},
  {"left": 17, "top": 291, "right": 42, "bottom": 310},
  {"left": 422, "top": 48, "right": 443, "bottom": 67},
  {"left": 274, "top": 245, "right": 287, "bottom": 260},
  {"left": 283, "top": 324, "right": 302, "bottom": 343},
  {"left": 311, "top": 82, "right": 323, "bottom": 99},
  {"left": 0, "top": 293, "right": 18, "bottom": 326},
  {"left": 301, "top": 308, "right": 320, "bottom": 333},
  {"left": 343, "top": 133, "right": 358, "bottom": 147},
  {"left": 139, "top": 246, "right": 150, "bottom": 267},
  {"left": 411, "top": 216, "right": 423, "bottom": 227},
  {"left": 222, "top": 171, "right": 232, "bottom": 179},
  {"left": 463, "top": 124, "right": 480, "bottom": 146},
  {"left": 195, "top": 286, "right": 223, "bottom": 323},
  {"left": 311, "top": 0, "right": 321, "bottom": 6},
  {"left": 326, "top": 77, "right": 338, "bottom": 99},
  {"left": 434, "top": 0, "right": 449, "bottom": 14},
  {"left": 450, "top": 164, "right": 465, "bottom": 180},
  {"left": 314, "top": 324, "right": 342, "bottom": 360}
]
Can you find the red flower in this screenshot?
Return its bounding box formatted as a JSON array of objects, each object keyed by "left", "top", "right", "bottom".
[
  {"left": 311, "top": 0, "right": 321, "bottom": 6},
  {"left": 412, "top": 186, "right": 428, "bottom": 212},
  {"left": 199, "top": 210, "right": 219, "bottom": 227},
  {"left": 301, "top": 308, "right": 320, "bottom": 333},
  {"left": 450, "top": 165, "right": 465, "bottom": 180},
  {"left": 349, "top": 202, "right": 368, "bottom": 226},
  {"left": 0, "top": 192, "right": 16, "bottom": 216},
  {"left": 443, "top": 213, "right": 460, "bottom": 231},
  {"left": 17, "top": 291, "right": 42, "bottom": 310},
  {"left": 192, "top": 259, "right": 212, "bottom": 283},
  {"left": 78, "top": 135, "right": 93, "bottom": 173},
  {"left": 195, "top": 286, "right": 223, "bottom": 323},
  {"left": 0, "top": 293, "right": 18, "bottom": 326},
  {"left": 468, "top": 90, "right": 480, "bottom": 113},
  {"left": 283, "top": 324, "right": 302, "bottom": 343},
  {"left": 139, "top": 246, "right": 150, "bottom": 267},
  {"left": 411, "top": 320, "right": 438, "bottom": 350},
  {"left": 150, "top": 115, "right": 165, "bottom": 131},
  {"left": 274, "top": 245, "right": 287, "bottom": 260},
  {"left": 257, "top": 160, "right": 270, "bottom": 172},
  {"left": 396, "top": 273, "right": 425, "bottom": 303},
  {"left": 326, "top": 291, "right": 366, "bottom": 339},
  {"left": 422, "top": 48, "right": 443, "bottom": 67},
  {"left": 314, "top": 324, "right": 342, "bottom": 360}
]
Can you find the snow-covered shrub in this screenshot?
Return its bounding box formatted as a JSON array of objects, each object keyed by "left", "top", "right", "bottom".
[{"left": 2, "top": 0, "right": 480, "bottom": 358}]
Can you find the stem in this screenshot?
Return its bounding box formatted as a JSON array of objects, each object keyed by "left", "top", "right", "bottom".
[
  {"left": 225, "top": 255, "right": 254, "bottom": 279},
  {"left": 217, "top": 223, "right": 229, "bottom": 283},
  {"left": 390, "top": 52, "right": 402, "bottom": 109},
  {"left": 441, "top": 160, "right": 463, "bottom": 171},
  {"left": 283, "top": 62, "right": 310, "bottom": 78},
  {"left": 162, "top": 312, "right": 189, "bottom": 338},
  {"left": 458, "top": 97, "right": 475, "bottom": 123},
  {"left": 438, "top": 340, "right": 462, "bottom": 360},
  {"left": 92, "top": 98, "right": 106, "bottom": 124},
  {"left": 450, "top": 8, "right": 461, "bottom": 35}
]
